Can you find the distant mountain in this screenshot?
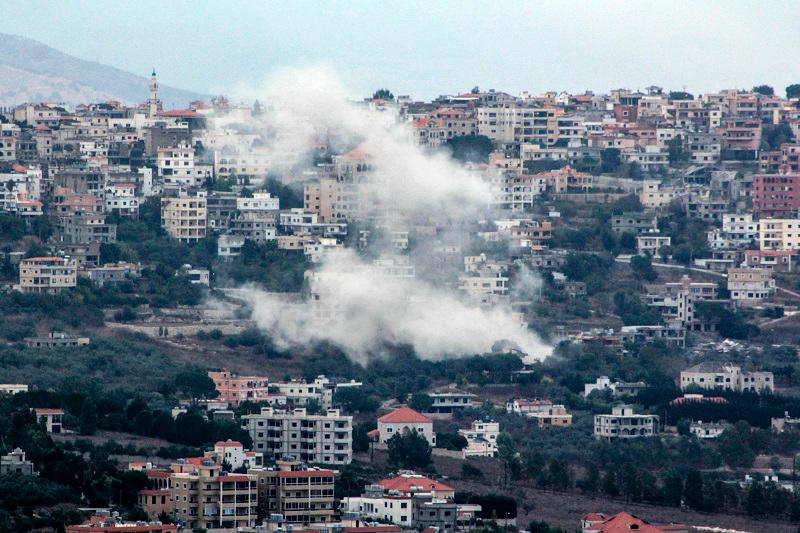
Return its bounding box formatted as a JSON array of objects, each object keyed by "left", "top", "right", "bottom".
[{"left": 0, "top": 33, "right": 208, "bottom": 107}]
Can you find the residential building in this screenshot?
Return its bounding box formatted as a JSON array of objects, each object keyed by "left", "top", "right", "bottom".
[
  {"left": 526, "top": 404, "right": 573, "bottom": 428},
  {"left": 759, "top": 218, "right": 800, "bottom": 250},
  {"left": 67, "top": 513, "right": 176, "bottom": 533},
  {"left": 34, "top": 408, "right": 64, "bottom": 434},
  {"left": 24, "top": 331, "right": 90, "bottom": 348},
  {"left": 0, "top": 384, "right": 28, "bottom": 395},
  {"left": 639, "top": 179, "right": 679, "bottom": 208},
  {"left": 690, "top": 420, "right": 727, "bottom": 439},
  {"left": 610, "top": 211, "right": 657, "bottom": 235},
  {"left": 636, "top": 231, "right": 670, "bottom": 255},
  {"left": 727, "top": 267, "right": 776, "bottom": 304},
  {"left": 0, "top": 447, "right": 35, "bottom": 475},
  {"left": 160, "top": 189, "right": 207, "bottom": 242},
  {"left": 428, "top": 387, "right": 477, "bottom": 413},
  {"left": 208, "top": 369, "right": 270, "bottom": 407},
  {"left": 680, "top": 362, "right": 774, "bottom": 393},
  {"left": 248, "top": 460, "right": 335, "bottom": 524},
  {"left": 242, "top": 407, "right": 353, "bottom": 464},
  {"left": 458, "top": 420, "right": 500, "bottom": 457},
  {"left": 17, "top": 257, "right": 78, "bottom": 293},
  {"left": 582, "top": 512, "right": 688, "bottom": 533},
  {"left": 593, "top": 405, "right": 658, "bottom": 440},
  {"left": 752, "top": 172, "right": 800, "bottom": 217},
  {"left": 170, "top": 460, "right": 258, "bottom": 531},
  {"left": 138, "top": 489, "right": 172, "bottom": 521},
  {"left": 744, "top": 249, "right": 799, "bottom": 271},
  {"left": 377, "top": 407, "right": 436, "bottom": 446},
  {"left": 217, "top": 234, "right": 246, "bottom": 259}
]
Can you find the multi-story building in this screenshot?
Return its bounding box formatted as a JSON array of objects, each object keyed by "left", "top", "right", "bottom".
[
  {"left": 170, "top": 460, "right": 258, "bottom": 531},
  {"left": 744, "top": 249, "right": 799, "bottom": 271},
  {"left": 428, "top": 388, "right": 477, "bottom": 413},
  {"left": 34, "top": 408, "right": 64, "bottom": 433},
  {"left": 610, "top": 212, "right": 658, "bottom": 235},
  {"left": 377, "top": 406, "right": 436, "bottom": 446},
  {"left": 759, "top": 218, "right": 800, "bottom": 250},
  {"left": 105, "top": 183, "right": 139, "bottom": 217},
  {"left": 639, "top": 179, "right": 679, "bottom": 208},
  {"left": 157, "top": 142, "right": 212, "bottom": 187},
  {"left": 17, "top": 257, "right": 77, "bottom": 294},
  {"left": 636, "top": 232, "right": 670, "bottom": 255},
  {"left": 707, "top": 213, "right": 759, "bottom": 249},
  {"left": 752, "top": 172, "right": 800, "bottom": 217},
  {"left": 680, "top": 362, "right": 774, "bottom": 393},
  {"left": 525, "top": 404, "right": 573, "bottom": 428},
  {"left": 208, "top": 369, "right": 270, "bottom": 407},
  {"left": 161, "top": 189, "right": 207, "bottom": 242},
  {"left": 458, "top": 420, "right": 500, "bottom": 457},
  {"left": 241, "top": 407, "right": 353, "bottom": 465},
  {"left": 0, "top": 447, "right": 35, "bottom": 475},
  {"left": 248, "top": 460, "right": 336, "bottom": 524},
  {"left": 727, "top": 268, "right": 776, "bottom": 304},
  {"left": 593, "top": 405, "right": 658, "bottom": 440}
]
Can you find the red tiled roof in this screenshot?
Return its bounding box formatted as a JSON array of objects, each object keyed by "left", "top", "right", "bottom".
[
  {"left": 159, "top": 109, "right": 203, "bottom": 118},
  {"left": 588, "top": 512, "right": 686, "bottom": 533},
  {"left": 215, "top": 441, "right": 243, "bottom": 447},
  {"left": 341, "top": 147, "right": 367, "bottom": 160},
  {"left": 377, "top": 475, "right": 453, "bottom": 494},
  {"left": 219, "top": 474, "right": 251, "bottom": 481},
  {"left": 34, "top": 408, "right": 64, "bottom": 415},
  {"left": 147, "top": 470, "right": 171, "bottom": 478},
  {"left": 378, "top": 406, "right": 432, "bottom": 424},
  {"left": 12, "top": 164, "right": 28, "bottom": 172}
]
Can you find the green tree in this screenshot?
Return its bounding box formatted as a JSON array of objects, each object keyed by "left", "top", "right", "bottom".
[
  {"left": 174, "top": 369, "right": 218, "bottom": 399},
  {"left": 496, "top": 432, "right": 519, "bottom": 486},
  {"left": 752, "top": 85, "right": 775, "bottom": 96},
  {"left": 630, "top": 254, "right": 657, "bottom": 281},
  {"left": 787, "top": 84, "right": 800, "bottom": 99},
  {"left": 446, "top": 135, "right": 494, "bottom": 163},
  {"left": 601, "top": 470, "right": 619, "bottom": 497},
  {"left": 600, "top": 148, "right": 621, "bottom": 173},
  {"left": 683, "top": 468, "right": 705, "bottom": 510},
  {"left": 408, "top": 393, "right": 433, "bottom": 412},
  {"left": 669, "top": 91, "right": 694, "bottom": 101},
  {"left": 372, "top": 89, "right": 394, "bottom": 101},
  {"left": 662, "top": 471, "right": 684, "bottom": 507},
  {"left": 745, "top": 481, "right": 766, "bottom": 517},
  {"left": 79, "top": 397, "right": 98, "bottom": 435},
  {"left": 386, "top": 430, "right": 431, "bottom": 468}
]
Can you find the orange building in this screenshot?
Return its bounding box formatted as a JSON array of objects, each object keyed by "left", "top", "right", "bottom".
[{"left": 207, "top": 368, "right": 270, "bottom": 407}]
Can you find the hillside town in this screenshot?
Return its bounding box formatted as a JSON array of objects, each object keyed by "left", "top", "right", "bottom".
[{"left": 7, "top": 63, "right": 800, "bottom": 532}]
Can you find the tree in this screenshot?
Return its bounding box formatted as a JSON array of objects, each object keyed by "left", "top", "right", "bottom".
[
  {"left": 408, "top": 393, "right": 433, "bottom": 413},
  {"left": 787, "top": 84, "right": 800, "bottom": 99},
  {"left": 745, "top": 481, "right": 766, "bottom": 517},
  {"left": 683, "top": 468, "right": 705, "bottom": 510},
  {"left": 752, "top": 85, "right": 775, "bottom": 96},
  {"left": 600, "top": 148, "right": 621, "bottom": 173},
  {"left": 496, "top": 432, "right": 519, "bottom": 485},
  {"left": 462, "top": 462, "right": 483, "bottom": 478},
  {"left": 662, "top": 471, "right": 683, "bottom": 507},
  {"left": 386, "top": 430, "right": 431, "bottom": 468},
  {"left": 669, "top": 91, "right": 694, "bottom": 101},
  {"left": 174, "top": 369, "right": 218, "bottom": 399},
  {"left": 630, "top": 254, "right": 657, "bottom": 281},
  {"left": 372, "top": 89, "right": 394, "bottom": 101},
  {"left": 79, "top": 397, "right": 98, "bottom": 435},
  {"left": 333, "top": 388, "right": 379, "bottom": 413},
  {"left": 601, "top": 470, "right": 619, "bottom": 497},
  {"left": 436, "top": 432, "right": 468, "bottom": 451},
  {"left": 446, "top": 135, "right": 494, "bottom": 163}
]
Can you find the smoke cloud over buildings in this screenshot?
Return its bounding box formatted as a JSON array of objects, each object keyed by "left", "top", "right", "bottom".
[{"left": 226, "top": 66, "right": 551, "bottom": 364}]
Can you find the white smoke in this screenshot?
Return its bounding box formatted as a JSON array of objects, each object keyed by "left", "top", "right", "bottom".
[
  {"left": 245, "top": 249, "right": 550, "bottom": 364},
  {"left": 219, "top": 66, "right": 551, "bottom": 363}
]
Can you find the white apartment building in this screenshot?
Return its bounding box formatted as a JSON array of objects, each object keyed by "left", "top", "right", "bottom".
[
  {"left": 157, "top": 143, "right": 212, "bottom": 187},
  {"left": 237, "top": 192, "right": 280, "bottom": 212},
  {"left": 217, "top": 234, "right": 245, "bottom": 259},
  {"left": 272, "top": 377, "right": 334, "bottom": 409},
  {"left": 680, "top": 362, "right": 774, "bottom": 393},
  {"left": 241, "top": 407, "right": 353, "bottom": 465},
  {"left": 690, "top": 421, "right": 727, "bottom": 439},
  {"left": 477, "top": 106, "right": 556, "bottom": 146},
  {"left": 727, "top": 268, "right": 776, "bottom": 304},
  {"left": 636, "top": 232, "right": 671, "bottom": 256},
  {"left": 759, "top": 218, "right": 800, "bottom": 250},
  {"left": 707, "top": 213, "right": 758, "bottom": 249},
  {"left": 458, "top": 273, "right": 509, "bottom": 305},
  {"left": 105, "top": 183, "right": 139, "bottom": 217},
  {"left": 428, "top": 388, "right": 477, "bottom": 413},
  {"left": 594, "top": 405, "right": 658, "bottom": 440},
  {"left": 341, "top": 486, "right": 414, "bottom": 526},
  {"left": 458, "top": 420, "right": 499, "bottom": 458},
  {"left": 377, "top": 407, "right": 436, "bottom": 446}
]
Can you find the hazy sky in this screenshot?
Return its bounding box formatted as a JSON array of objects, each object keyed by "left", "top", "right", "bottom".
[{"left": 6, "top": 0, "right": 800, "bottom": 101}]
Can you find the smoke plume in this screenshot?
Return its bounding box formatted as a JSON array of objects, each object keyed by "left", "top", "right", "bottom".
[{"left": 221, "top": 66, "right": 551, "bottom": 363}]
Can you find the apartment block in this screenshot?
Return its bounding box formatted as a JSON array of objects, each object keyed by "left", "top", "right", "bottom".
[
  {"left": 18, "top": 257, "right": 77, "bottom": 293},
  {"left": 680, "top": 362, "right": 774, "bottom": 393},
  {"left": 248, "top": 460, "right": 335, "bottom": 524},
  {"left": 242, "top": 407, "right": 353, "bottom": 465},
  {"left": 727, "top": 267, "right": 776, "bottom": 304},
  {"left": 170, "top": 461, "right": 258, "bottom": 531},
  {"left": 208, "top": 369, "right": 270, "bottom": 408},
  {"left": 160, "top": 190, "right": 207, "bottom": 242},
  {"left": 759, "top": 218, "right": 800, "bottom": 250},
  {"left": 752, "top": 172, "right": 800, "bottom": 217}
]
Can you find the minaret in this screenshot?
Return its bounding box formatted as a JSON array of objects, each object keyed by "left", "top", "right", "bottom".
[{"left": 149, "top": 68, "right": 159, "bottom": 118}]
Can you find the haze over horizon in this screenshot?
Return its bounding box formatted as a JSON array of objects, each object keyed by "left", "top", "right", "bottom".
[{"left": 6, "top": 0, "right": 800, "bottom": 102}]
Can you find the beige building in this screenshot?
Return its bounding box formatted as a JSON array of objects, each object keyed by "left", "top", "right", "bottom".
[
  {"left": 759, "top": 218, "right": 800, "bottom": 250},
  {"left": 248, "top": 460, "right": 335, "bottom": 524},
  {"left": 526, "top": 404, "right": 573, "bottom": 428},
  {"left": 241, "top": 407, "right": 353, "bottom": 465},
  {"left": 170, "top": 461, "right": 258, "bottom": 531},
  {"left": 161, "top": 190, "right": 207, "bottom": 242},
  {"left": 680, "top": 362, "right": 774, "bottom": 393},
  {"left": 594, "top": 405, "right": 658, "bottom": 440},
  {"left": 18, "top": 257, "right": 77, "bottom": 293},
  {"left": 640, "top": 179, "right": 679, "bottom": 208},
  {"left": 727, "top": 268, "right": 776, "bottom": 304}
]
